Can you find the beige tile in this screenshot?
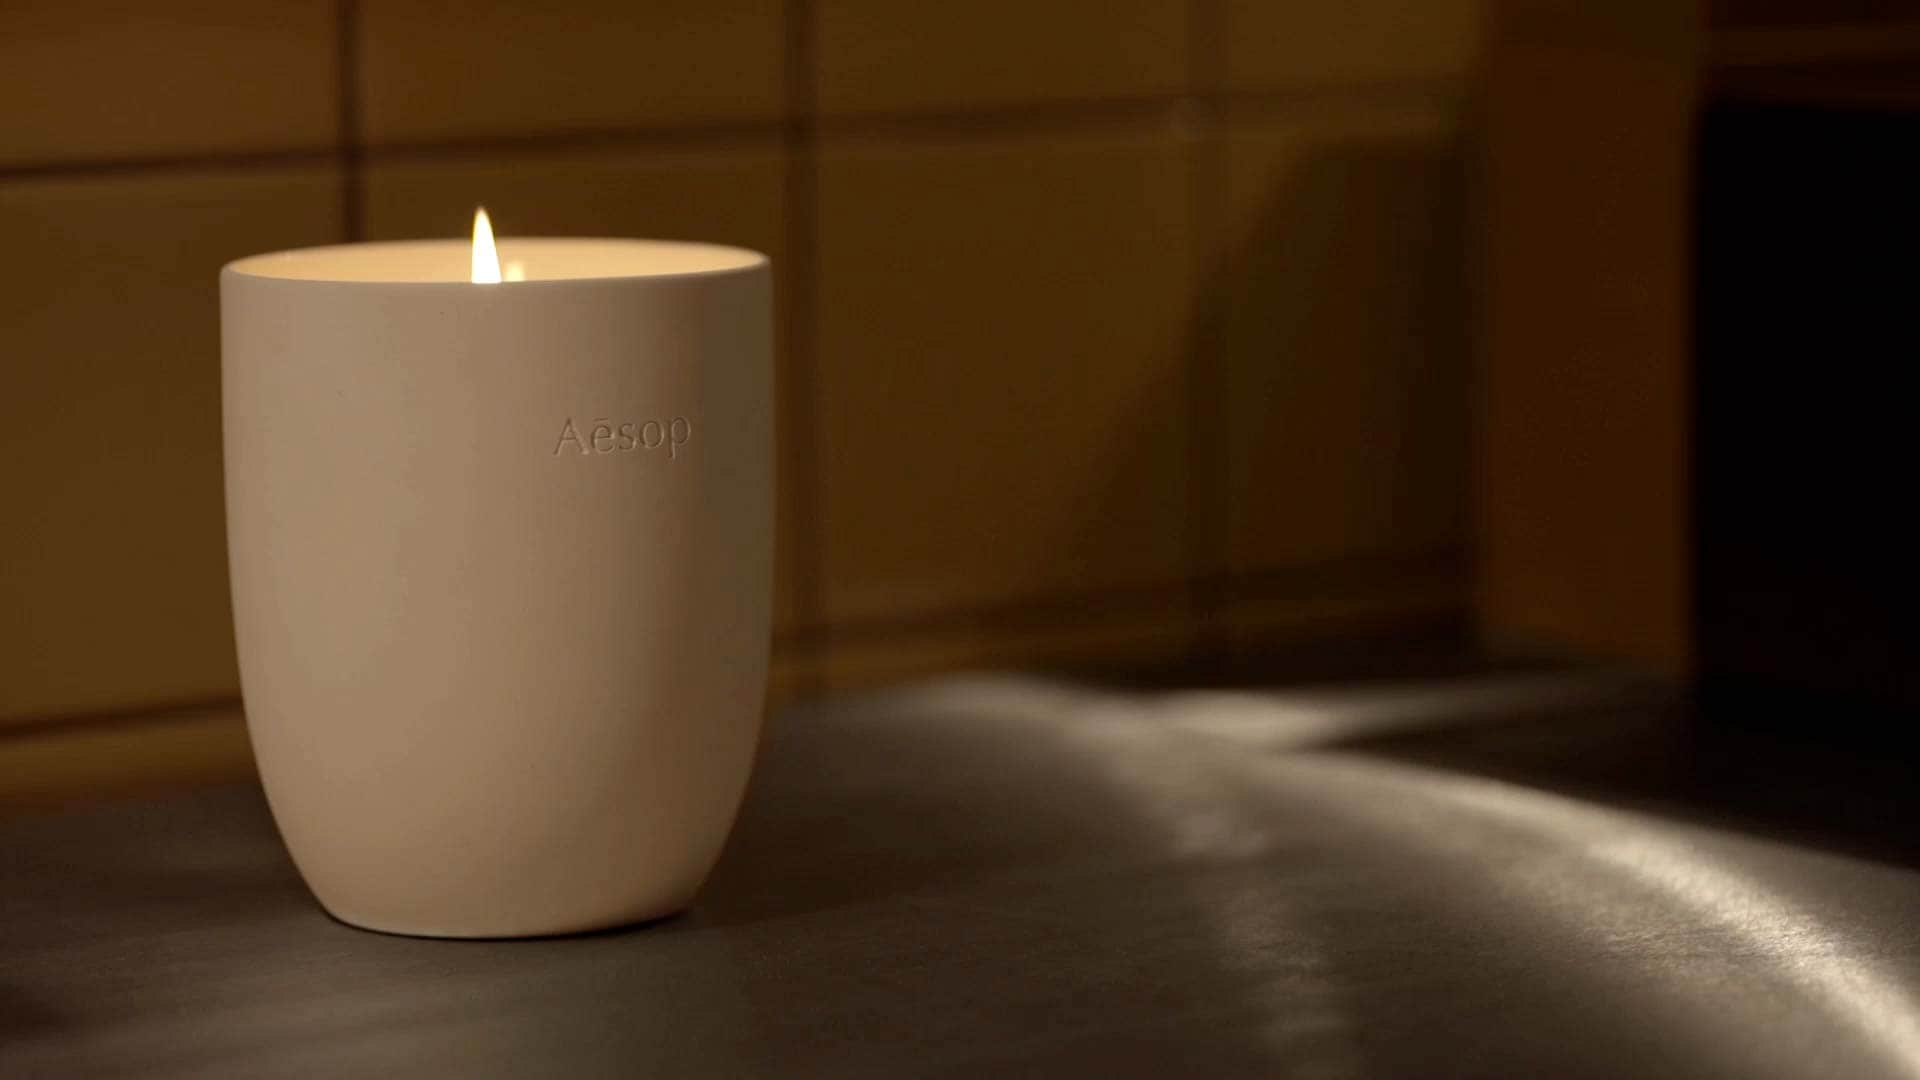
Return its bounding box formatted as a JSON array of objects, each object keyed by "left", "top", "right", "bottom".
[
  {"left": 359, "top": 0, "right": 786, "bottom": 144},
  {"left": 363, "top": 143, "right": 787, "bottom": 246},
  {"left": 0, "top": 1, "right": 337, "bottom": 166},
  {"left": 0, "top": 166, "right": 344, "bottom": 723},
  {"left": 815, "top": 128, "right": 1194, "bottom": 626},
  {"left": 821, "top": 593, "right": 1195, "bottom": 692},
  {"left": 1209, "top": 551, "right": 1470, "bottom": 653},
  {"left": 815, "top": 0, "right": 1188, "bottom": 116},
  {"left": 1213, "top": 106, "right": 1471, "bottom": 579},
  {"left": 765, "top": 647, "right": 818, "bottom": 715},
  {"left": 1478, "top": 11, "right": 1696, "bottom": 672},
  {"left": 1220, "top": 0, "right": 1483, "bottom": 90},
  {"left": 364, "top": 144, "right": 808, "bottom": 634},
  {"left": 0, "top": 705, "right": 252, "bottom": 814}
]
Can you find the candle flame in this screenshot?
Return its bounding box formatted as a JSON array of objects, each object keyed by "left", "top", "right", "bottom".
[{"left": 471, "top": 207, "right": 502, "bottom": 284}]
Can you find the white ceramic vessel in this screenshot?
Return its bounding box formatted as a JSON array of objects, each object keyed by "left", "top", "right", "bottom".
[{"left": 221, "top": 238, "right": 772, "bottom": 938}]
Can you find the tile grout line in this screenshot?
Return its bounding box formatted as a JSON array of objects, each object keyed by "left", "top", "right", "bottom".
[
  {"left": 360, "top": 121, "right": 794, "bottom": 162},
  {"left": 338, "top": 0, "right": 365, "bottom": 240},
  {"left": 781, "top": 0, "right": 828, "bottom": 695},
  {"left": 0, "top": 84, "right": 1465, "bottom": 185},
  {"left": 784, "top": 547, "right": 1472, "bottom": 650},
  {"left": 1, "top": 547, "right": 1471, "bottom": 735},
  {"left": 0, "top": 697, "right": 245, "bottom": 741},
  {"left": 1185, "top": 0, "right": 1231, "bottom": 665},
  {"left": 0, "top": 148, "right": 340, "bottom": 183}
]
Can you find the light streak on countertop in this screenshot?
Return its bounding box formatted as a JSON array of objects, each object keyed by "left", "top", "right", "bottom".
[{"left": 1, "top": 671, "right": 1915, "bottom": 1078}]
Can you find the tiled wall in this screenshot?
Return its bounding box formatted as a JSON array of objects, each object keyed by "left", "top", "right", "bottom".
[{"left": 0, "top": 2, "right": 1480, "bottom": 761}]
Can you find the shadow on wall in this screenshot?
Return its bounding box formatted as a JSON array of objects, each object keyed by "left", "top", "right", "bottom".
[
  {"left": 1187, "top": 126, "right": 1472, "bottom": 641},
  {"left": 818, "top": 117, "right": 1469, "bottom": 685}
]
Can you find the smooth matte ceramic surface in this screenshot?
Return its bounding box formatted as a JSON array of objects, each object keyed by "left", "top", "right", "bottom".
[{"left": 221, "top": 238, "right": 773, "bottom": 937}]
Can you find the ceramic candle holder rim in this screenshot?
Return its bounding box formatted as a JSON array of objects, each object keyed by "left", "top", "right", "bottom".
[{"left": 224, "top": 237, "right": 769, "bottom": 287}]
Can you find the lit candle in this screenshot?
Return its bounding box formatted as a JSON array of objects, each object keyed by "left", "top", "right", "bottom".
[{"left": 221, "top": 212, "right": 773, "bottom": 939}]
